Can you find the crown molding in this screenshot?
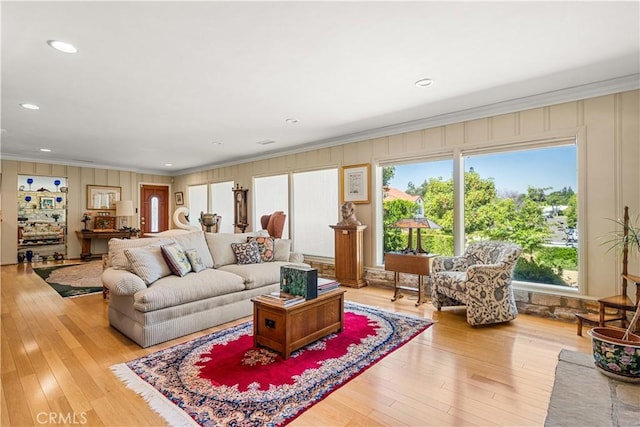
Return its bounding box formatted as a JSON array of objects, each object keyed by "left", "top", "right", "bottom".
[{"left": 176, "top": 74, "right": 639, "bottom": 175}]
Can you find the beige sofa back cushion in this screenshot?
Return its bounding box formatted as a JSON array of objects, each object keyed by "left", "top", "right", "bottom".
[
  {"left": 205, "top": 230, "right": 269, "bottom": 268},
  {"left": 273, "top": 239, "right": 292, "bottom": 261}
]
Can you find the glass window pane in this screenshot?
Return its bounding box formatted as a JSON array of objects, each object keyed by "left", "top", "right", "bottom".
[
  {"left": 151, "top": 196, "right": 159, "bottom": 232},
  {"left": 293, "top": 169, "right": 338, "bottom": 257},
  {"left": 210, "top": 181, "right": 234, "bottom": 233},
  {"left": 383, "top": 160, "right": 454, "bottom": 259},
  {"left": 187, "top": 185, "right": 208, "bottom": 228},
  {"left": 254, "top": 175, "right": 289, "bottom": 238},
  {"left": 464, "top": 143, "right": 578, "bottom": 288}
]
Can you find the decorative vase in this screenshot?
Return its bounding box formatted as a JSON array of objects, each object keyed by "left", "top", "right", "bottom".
[{"left": 588, "top": 326, "right": 640, "bottom": 382}]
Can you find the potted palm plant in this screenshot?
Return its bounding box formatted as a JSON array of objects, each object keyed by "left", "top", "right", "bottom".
[{"left": 589, "top": 206, "right": 640, "bottom": 381}]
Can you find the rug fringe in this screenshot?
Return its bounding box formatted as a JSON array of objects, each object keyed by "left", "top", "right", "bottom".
[
  {"left": 346, "top": 300, "right": 436, "bottom": 323},
  {"left": 110, "top": 363, "right": 199, "bottom": 427}
]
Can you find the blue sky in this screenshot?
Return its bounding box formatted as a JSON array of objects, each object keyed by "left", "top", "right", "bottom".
[{"left": 387, "top": 145, "right": 577, "bottom": 195}]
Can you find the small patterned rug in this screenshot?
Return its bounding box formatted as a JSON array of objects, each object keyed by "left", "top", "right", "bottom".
[
  {"left": 33, "top": 261, "right": 103, "bottom": 298},
  {"left": 111, "top": 301, "right": 433, "bottom": 426}
]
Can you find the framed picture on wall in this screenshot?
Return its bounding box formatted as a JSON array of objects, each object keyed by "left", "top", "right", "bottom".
[
  {"left": 40, "top": 197, "right": 55, "bottom": 210},
  {"left": 87, "top": 185, "right": 121, "bottom": 210},
  {"left": 341, "top": 164, "right": 370, "bottom": 204},
  {"left": 175, "top": 191, "right": 184, "bottom": 205}
]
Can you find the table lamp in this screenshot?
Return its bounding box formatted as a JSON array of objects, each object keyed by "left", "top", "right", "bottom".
[
  {"left": 116, "top": 200, "right": 134, "bottom": 230},
  {"left": 392, "top": 217, "right": 441, "bottom": 254}
]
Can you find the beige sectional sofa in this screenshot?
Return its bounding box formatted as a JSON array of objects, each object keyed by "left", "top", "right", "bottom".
[{"left": 101, "top": 229, "right": 307, "bottom": 347}]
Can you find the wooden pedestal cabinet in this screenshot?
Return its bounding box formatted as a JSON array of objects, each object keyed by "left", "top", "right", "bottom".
[{"left": 330, "top": 225, "right": 367, "bottom": 288}]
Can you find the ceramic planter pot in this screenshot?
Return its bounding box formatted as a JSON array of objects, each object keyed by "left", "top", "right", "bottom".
[{"left": 587, "top": 326, "right": 640, "bottom": 382}]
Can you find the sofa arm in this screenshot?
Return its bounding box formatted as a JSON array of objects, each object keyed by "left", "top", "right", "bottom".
[
  {"left": 102, "top": 267, "right": 146, "bottom": 296},
  {"left": 289, "top": 252, "right": 304, "bottom": 263},
  {"left": 432, "top": 255, "right": 468, "bottom": 273}
]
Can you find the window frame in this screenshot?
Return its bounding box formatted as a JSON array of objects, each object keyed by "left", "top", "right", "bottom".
[{"left": 375, "top": 135, "right": 583, "bottom": 295}]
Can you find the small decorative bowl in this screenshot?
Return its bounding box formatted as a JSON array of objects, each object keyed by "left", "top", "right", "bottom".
[{"left": 588, "top": 326, "right": 640, "bottom": 382}]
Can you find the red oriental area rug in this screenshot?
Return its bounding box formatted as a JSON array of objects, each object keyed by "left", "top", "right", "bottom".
[{"left": 111, "top": 302, "right": 433, "bottom": 426}]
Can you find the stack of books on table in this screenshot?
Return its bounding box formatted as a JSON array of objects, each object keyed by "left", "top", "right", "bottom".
[
  {"left": 263, "top": 291, "right": 305, "bottom": 307},
  {"left": 317, "top": 277, "right": 340, "bottom": 295}
]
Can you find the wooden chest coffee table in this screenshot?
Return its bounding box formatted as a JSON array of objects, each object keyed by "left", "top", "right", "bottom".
[{"left": 252, "top": 289, "right": 346, "bottom": 359}]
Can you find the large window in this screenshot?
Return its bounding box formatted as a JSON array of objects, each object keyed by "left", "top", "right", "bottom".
[
  {"left": 382, "top": 159, "right": 454, "bottom": 258},
  {"left": 292, "top": 169, "right": 338, "bottom": 257},
  {"left": 186, "top": 181, "right": 235, "bottom": 232},
  {"left": 210, "top": 181, "right": 234, "bottom": 233},
  {"left": 381, "top": 141, "right": 578, "bottom": 289},
  {"left": 187, "top": 184, "right": 208, "bottom": 228},
  {"left": 464, "top": 144, "right": 578, "bottom": 288},
  {"left": 254, "top": 174, "right": 289, "bottom": 238}
]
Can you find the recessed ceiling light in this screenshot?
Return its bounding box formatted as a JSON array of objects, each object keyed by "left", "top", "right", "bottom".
[
  {"left": 415, "top": 78, "right": 434, "bottom": 88},
  {"left": 256, "top": 139, "right": 276, "bottom": 146},
  {"left": 164, "top": 163, "right": 173, "bottom": 167},
  {"left": 47, "top": 40, "right": 78, "bottom": 54},
  {"left": 20, "top": 103, "right": 40, "bottom": 110},
  {"left": 211, "top": 141, "right": 223, "bottom": 145},
  {"left": 40, "top": 148, "right": 52, "bottom": 152},
  {"left": 285, "top": 118, "right": 299, "bottom": 124}
]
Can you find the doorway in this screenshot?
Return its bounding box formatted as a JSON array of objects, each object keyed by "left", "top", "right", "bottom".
[{"left": 140, "top": 184, "right": 169, "bottom": 236}]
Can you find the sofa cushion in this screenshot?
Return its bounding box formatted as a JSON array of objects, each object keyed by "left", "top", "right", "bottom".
[
  {"left": 169, "top": 230, "right": 214, "bottom": 269},
  {"left": 108, "top": 237, "right": 172, "bottom": 271},
  {"left": 231, "top": 241, "right": 262, "bottom": 265},
  {"left": 205, "top": 230, "right": 269, "bottom": 268},
  {"left": 185, "top": 249, "right": 206, "bottom": 273},
  {"left": 132, "top": 269, "right": 246, "bottom": 312},
  {"left": 161, "top": 243, "right": 192, "bottom": 277},
  {"left": 273, "top": 239, "right": 292, "bottom": 262},
  {"left": 219, "top": 261, "right": 310, "bottom": 290},
  {"left": 248, "top": 236, "right": 274, "bottom": 262},
  {"left": 124, "top": 244, "right": 172, "bottom": 285}
]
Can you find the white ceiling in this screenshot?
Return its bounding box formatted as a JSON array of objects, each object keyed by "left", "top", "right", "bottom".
[{"left": 2, "top": 1, "right": 639, "bottom": 176}]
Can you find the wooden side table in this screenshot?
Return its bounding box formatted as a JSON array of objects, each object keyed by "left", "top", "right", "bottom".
[
  {"left": 252, "top": 289, "right": 346, "bottom": 359},
  {"left": 75, "top": 230, "right": 135, "bottom": 261},
  {"left": 385, "top": 252, "right": 436, "bottom": 306}
]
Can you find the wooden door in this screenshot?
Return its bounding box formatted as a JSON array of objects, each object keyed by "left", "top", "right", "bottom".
[{"left": 140, "top": 185, "right": 169, "bottom": 236}]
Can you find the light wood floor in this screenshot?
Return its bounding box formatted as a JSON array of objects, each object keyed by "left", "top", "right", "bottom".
[{"left": 1, "top": 262, "right": 592, "bottom": 427}]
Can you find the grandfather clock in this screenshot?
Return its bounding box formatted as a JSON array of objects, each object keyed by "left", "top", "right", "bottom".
[
  {"left": 330, "top": 224, "right": 367, "bottom": 288},
  {"left": 232, "top": 184, "right": 248, "bottom": 233}
]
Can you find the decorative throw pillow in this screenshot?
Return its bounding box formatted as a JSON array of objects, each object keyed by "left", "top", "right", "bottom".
[
  {"left": 205, "top": 230, "right": 269, "bottom": 268},
  {"left": 124, "top": 245, "right": 172, "bottom": 285},
  {"left": 247, "top": 236, "right": 274, "bottom": 262},
  {"left": 185, "top": 248, "right": 206, "bottom": 273},
  {"left": 108, "top": 237, "right": 172, "bottom": 271},
  {"left": 161, "top": 243, "right": 192, "bottom": 277},
  {"left": 230, "top": 241, "right": 262, "bottom": 265},
  {"left": 170, "top": 230, "right": 214, "bottom": 269}
]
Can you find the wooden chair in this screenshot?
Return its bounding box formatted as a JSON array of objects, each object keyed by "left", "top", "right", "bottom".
[{"left": 576, "top": 206, "right": 640, "bottom": 335}]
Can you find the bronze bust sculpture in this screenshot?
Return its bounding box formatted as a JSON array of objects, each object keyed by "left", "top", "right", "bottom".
[{"left": 337, "top": 201, "right": 361, "bottom": 226}]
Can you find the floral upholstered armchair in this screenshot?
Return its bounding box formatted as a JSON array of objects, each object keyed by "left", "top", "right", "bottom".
[{"left": 431, "top": 241, "right": 522, "bottom": 326}]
